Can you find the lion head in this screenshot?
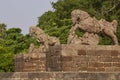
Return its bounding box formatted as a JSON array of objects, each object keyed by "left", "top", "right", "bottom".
[
  {"left": 71, "top": 9, "right": 90, "bottom": 25},
  {"left": 29, "top": 26, "right": 44, "bottom": 36}
]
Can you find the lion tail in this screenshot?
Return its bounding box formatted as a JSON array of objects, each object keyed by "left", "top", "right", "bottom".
[{"left": 111, "top": 20, "right": 118, "bottom": 33}]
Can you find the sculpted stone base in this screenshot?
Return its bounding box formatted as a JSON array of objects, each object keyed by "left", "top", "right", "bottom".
[
  {"left": 15, "top": 52, "right": 46, "bottom": 72},
  {"left": 15, "top": 44, "right": 120, "bottom": 72},
  {"left": 47, "top": 44, "right": 120, "bottom": 72}
]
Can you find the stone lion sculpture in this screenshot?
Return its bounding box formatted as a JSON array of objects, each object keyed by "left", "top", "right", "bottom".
[
  {"left": 70, "top": 9, "right": 118, "bottom": 45},
  {"left": 29, "top": 26, "right": 60, "bottom": 52}
]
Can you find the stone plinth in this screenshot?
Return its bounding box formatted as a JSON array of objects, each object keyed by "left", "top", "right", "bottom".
[
  {"left": 0, "top": 72, "right": 120, "bottom": 80},
  {"left": 47, "top": 44, "right": 120, "bottom": 72},
  {"left": 15, "top": 44, "right": 120, "bottom": 72},
  {"left": 15, "top": 52, "right": 46, "bottom": 72}
]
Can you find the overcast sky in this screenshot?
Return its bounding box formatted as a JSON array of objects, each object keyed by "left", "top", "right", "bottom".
[{"left": 0, "top": 0, "right": 58, "bottom": 34}]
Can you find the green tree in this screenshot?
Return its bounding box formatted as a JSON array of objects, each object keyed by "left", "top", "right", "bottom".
[
  {"left": 0, "top": 27, "right": 38, "bottom": 72},
  {"left": 0, "top": 52, "right": 14, "bottom": 72},
  {"left": 4, "top": 28, "right": 38, "bottom": 54},
  {"left": 0, "top": 23, "right": 6, "bottom": 39}
]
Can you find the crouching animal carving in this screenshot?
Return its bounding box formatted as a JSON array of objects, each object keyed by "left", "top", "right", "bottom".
[
  {"left": 70, "top": 9, "right": 118, "bottom": 45},
  {"left": 29, "top": 26, "right": 60, "bottom": 52},
  {"left": 67, "top": 32, "right": 99, "bottom": 45}
]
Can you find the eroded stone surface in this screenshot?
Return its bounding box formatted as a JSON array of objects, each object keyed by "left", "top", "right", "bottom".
[{"left": 0, "top": 72, "right": 120, "bottom": 80}]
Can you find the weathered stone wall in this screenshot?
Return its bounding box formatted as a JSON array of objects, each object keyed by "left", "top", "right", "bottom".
[
  {"left": 0, "top": 72, "right": 120, "bottom": 80},
  {"left": 15, "top": 44, "right": 120, "bottom": 72},
  {"left": 47, "top": 45, "right": 120, "bottom": 72},
  {"left": 15, "top": 53, "right": 46, "bottom": 72}
]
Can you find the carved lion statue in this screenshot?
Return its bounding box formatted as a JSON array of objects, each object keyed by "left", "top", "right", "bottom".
[
  {"left": 71, "top": 9, "right": 118, "bottom": 45},
  {"left": 29, "top": 26, "right": 60, "bottom": 51}
]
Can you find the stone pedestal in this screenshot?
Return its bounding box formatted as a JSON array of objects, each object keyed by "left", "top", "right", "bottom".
[
  {"left": 15, "top": 44, "right": 120, "bottom": 72},
  {"left": 47, "top": 44, "right": 120, "bottom": 72},
  {"left": 1, "top": 72, "right": 120, "bottom": 80},
  {"left": 15, "top": 52, "right": 46, "bottom": 72}
]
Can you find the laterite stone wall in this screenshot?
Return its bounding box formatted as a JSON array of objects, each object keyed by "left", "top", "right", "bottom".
[
  {"left": 47, "top": 45, "right": 120, "bottom": 72},
  {"left": 15, "top": 53, "right": 46, "bottom": 72},
  {"left": 15, "top": 44, "right": 120, "bottom": 72},
  {"left": 0, "top": 72, "right": 120, "bottom": 80}
]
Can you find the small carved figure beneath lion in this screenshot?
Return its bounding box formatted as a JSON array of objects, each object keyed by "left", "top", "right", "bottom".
[
  {"left": 28, "top": 43, "right": 44, "bottom": 54},
  {"left": 24, "top": 43, "right": 45, "bottom": 62},
  {"left": 68, "top": 9, "right": 118, "bottom": 45},
  {"left": 67, "top": 32, "right": 99, "bottom": 45}
]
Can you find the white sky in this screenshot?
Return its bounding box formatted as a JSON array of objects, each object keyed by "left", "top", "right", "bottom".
[{"left": 0, "top": 0, "right": 58, "bottom": 34}]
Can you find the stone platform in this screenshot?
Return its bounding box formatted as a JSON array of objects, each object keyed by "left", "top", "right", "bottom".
[
  {"left": 47, "top": 45, "right": 120, "bottom": 72},
  {"left": 15, "top": 44, "right": 120, "bottom": 72},
  {"left": 8, "top": 45, "right": 120, "bottom": 80},
  {"left": 0, "top": 72, "right": 120, "bottom": 80}
]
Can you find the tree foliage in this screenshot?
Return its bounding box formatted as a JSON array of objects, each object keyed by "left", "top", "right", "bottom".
[
  {"left": 38, "top": 0, "right": 120, "bottom": 45},
  {"left": 0, "top": 23, "right": 6, "bottom": 39},
  {"left": 0, "top": 25, "right": 38, "bottom": 72}
]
